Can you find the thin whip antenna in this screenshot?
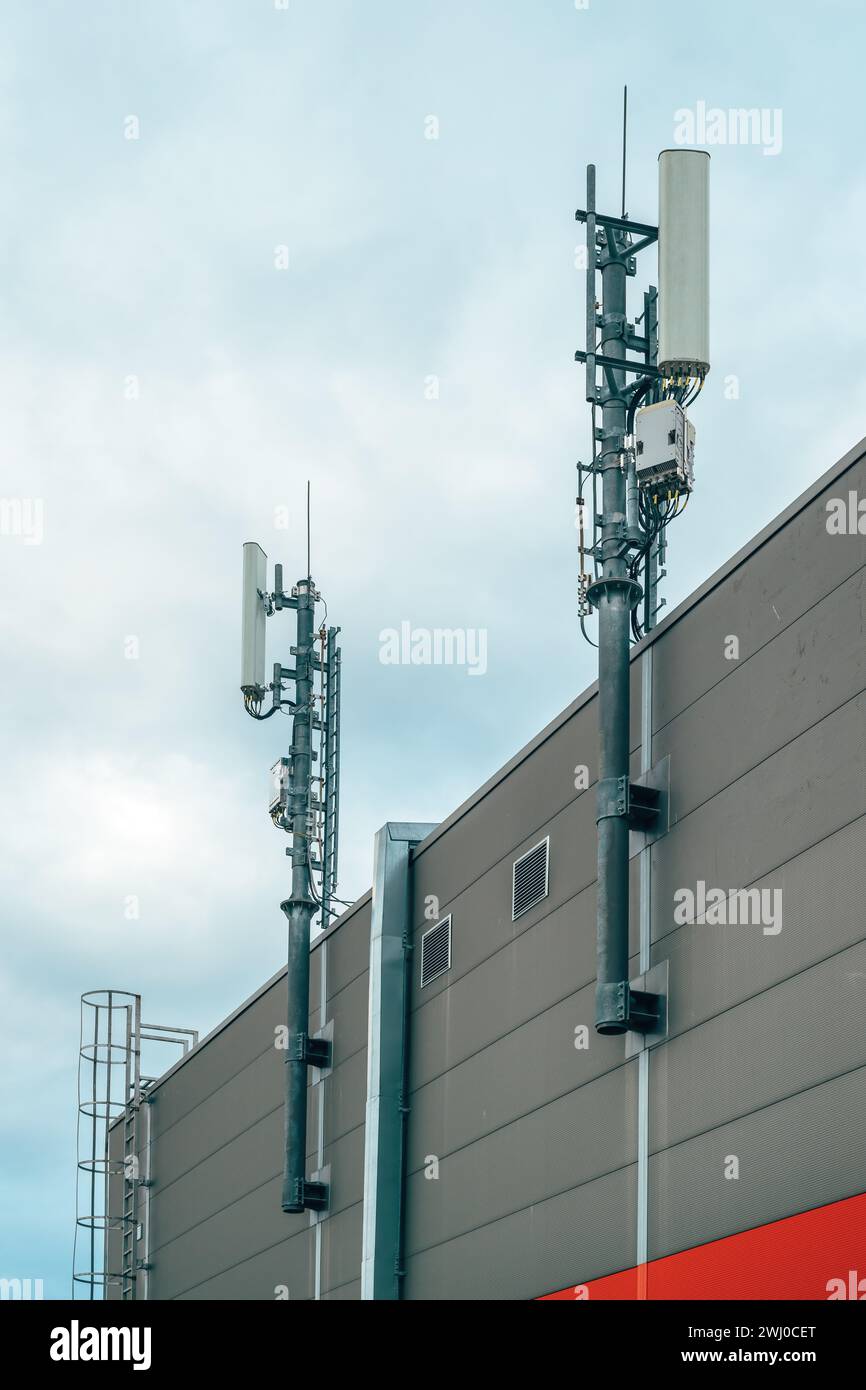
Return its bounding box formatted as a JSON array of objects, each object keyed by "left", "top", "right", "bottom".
[
  {"left": 621, "top": 85, "right": 628, "bottom": 218},
  {"left": 306, "top": 479, "right": 311, "bottom": 581}
]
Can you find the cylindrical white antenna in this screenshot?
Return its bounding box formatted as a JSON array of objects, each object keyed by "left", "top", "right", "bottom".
[
  {"left": 241, "top": 541, "right": 268, "bottom": 694},
  {"left": 658, "top": 149, "right": 710, "bottom": 379}
]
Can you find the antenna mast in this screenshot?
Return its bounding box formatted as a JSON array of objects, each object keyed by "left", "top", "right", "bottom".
[
  {"left": 575, "top": 133, "right": 710, "bottom": 1037},
  {"left": 239, "top": 496, "right": 345, "bottom": 1215}
]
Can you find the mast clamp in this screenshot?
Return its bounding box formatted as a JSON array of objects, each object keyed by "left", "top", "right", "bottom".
[
  {"left": 596, "top": 980, "right": 665, "bottom": 1036},
  {"left": 285, "top": 1178, "right": 329, "bottom": 1213},
  {"left": 288, "top": 1033, "right": 333, "bottom": 1068},
  {"left": 596, "top": 776, "right": 663, "bottom": 830}
]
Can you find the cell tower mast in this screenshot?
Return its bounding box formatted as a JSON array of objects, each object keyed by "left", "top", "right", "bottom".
[
  {"left": 576, "top": 121, "right": 710, "bottom": 1036},
  {"left": 240, "top": 496, "right": 343, "bottom": 1214}
]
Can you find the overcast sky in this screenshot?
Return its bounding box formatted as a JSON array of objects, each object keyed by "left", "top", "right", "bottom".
[{"left": 2, "top": 0, "right": 865, "bottom": 1298}]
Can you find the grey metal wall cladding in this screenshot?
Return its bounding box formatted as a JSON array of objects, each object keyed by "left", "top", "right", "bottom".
[
  {"left": 320, "top": 1202, "right": 363, "bottom": 1295},
  {"left": 321, "top": 1123, "right": 366, "bottom": 1214},
  {"left": 411, "top": 793, "right": 597, "bottom": 983},
  {"left": 151, "top": 1172, "right": 303, "bottom": 1299},
  {"left": 322, "top": 1278, "right": 362, "bottom": 1300},
  {"left": 648, "top": 1066, "right": 866, "bottom": 1263},
  {"left": 404, "top": 1164, "right": 637, "bottom": 1300},
  {"left": 136, "top": 899, "right": 371, "bottom": 1300},
  {"left": 655, "top": 570, "right": 866, "bottom": 822},
  {"left": 147, "top": 1084, "right": 365, "bottom": 1297},
  {"left": 149, "top": 1103, "right": 306, "bottom": 1256},
  {"left": 657, "top": 814, "right": 866, "bottom": 1041},
  {"left": 408, "top": 981, "right": 624, "bottom": 1172},
  {"left": 152, "top": 1046, "right": 285, "bottom": 1182},
  {"left": 649, "top": 940, "right": 866, "bottom": 1153},
  {"left": 138, "top": 440, "right": 866, "bottom": 1300},
  {"left": 406, "top": 1063, "right": 637, "bottom": 1256},
  {"left": 322, "top": 969, "right": 371, "bottom": 1061},
  {"left": 321, "top": 898, "right": 373, "bottom": 1001},
  {"left": 409, "top": 887, "right": 599, "bottom": 1090},
  {"left": 172, "top": 1229, "right": 316, "bottom": 1301},
  {"left": 407, "top": 847, "right": 640, "bottom": 1092},
  {"left": 152, "top": 978, "right": 286, "bottom": 1134},
  {"left": 651, "top": 449, "right": 866, "bottom": 731},
  {"left": 652, "top": 694, "right": 866, "bottom": 948},
  {"left": 321, "top": 1046, "right": 367, "bottom": 1145}
]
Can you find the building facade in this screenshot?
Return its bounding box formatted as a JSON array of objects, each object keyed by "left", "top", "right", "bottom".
[{"left": 110, "top": 438, "right": 866, "bottom": 1299}]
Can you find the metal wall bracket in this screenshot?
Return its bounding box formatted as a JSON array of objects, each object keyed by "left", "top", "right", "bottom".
[
  {"left": 627, "top": 781, "right": 661, "bottom": 831},
  {"left": 307, "top": 1165, "right": 331, "bottom": 1225},
  {"left": 289, "top": 1177, "right": 329, "bottom": 1213},
  {"left": 309, "top": 1020, "right": 333, "bottom": 1083},
  {"left": 629, "top": 754, "right": 671, "bottom": 859},
  {"left": 628, "top": 988, "right": 663, "bottom": 1031},
  {"left": 596, "top": 771, "right": 664, "bottom": 831},
  {"left": 626, "top": 961, "right": 670, "bottom": 1058},
  {"left": 596, "top": 961, "right": 669, "bottom": 1041},
  {"left": 288, "top": 1033, "right": 333, "bottom": 1068}
]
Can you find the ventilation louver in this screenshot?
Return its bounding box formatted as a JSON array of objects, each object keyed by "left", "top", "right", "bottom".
[
  {"left": 512, "top": 837, "right": 549, "bottom": 920},
  {"left": 420, "top": 916, "right": 452, "bottom": 988}
]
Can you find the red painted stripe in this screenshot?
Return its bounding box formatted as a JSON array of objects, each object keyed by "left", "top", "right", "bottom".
[{"left": 538, "top": 1191, "right": 866, "bottom": 1300}]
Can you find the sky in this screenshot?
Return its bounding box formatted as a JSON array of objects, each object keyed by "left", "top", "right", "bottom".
[{"left": 2, "top": 0, "right": 865, "bottom": 1299}]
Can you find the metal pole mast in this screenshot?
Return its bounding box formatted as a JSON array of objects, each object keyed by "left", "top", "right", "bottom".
[
  {"left": 594, "top": 185, "right": 633, "bottom": 1032},
  {"left": 241, "top": 529, "right": 341, "bottom": 1217},
  {"left": 578, "top": 165, "right": 665, "bottom": 1038},
  {"left": 281, "top": 575, "right": 318, "bottom": 1213}
]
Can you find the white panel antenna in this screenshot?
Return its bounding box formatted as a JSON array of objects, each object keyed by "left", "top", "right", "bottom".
[
  {"left": 240, "top": 542, "right": 267, "bottom": 695},
  {"left": 658, "top": 149, "right": 710, "bottom": 379}
]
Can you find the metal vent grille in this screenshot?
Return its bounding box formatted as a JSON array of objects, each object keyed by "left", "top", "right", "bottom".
[
  {"left": 512, "top": 837, "right": 549, "bottom": 920},
  {"left": 420, "top": 916, "right": 451, "bottom": 988}
]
